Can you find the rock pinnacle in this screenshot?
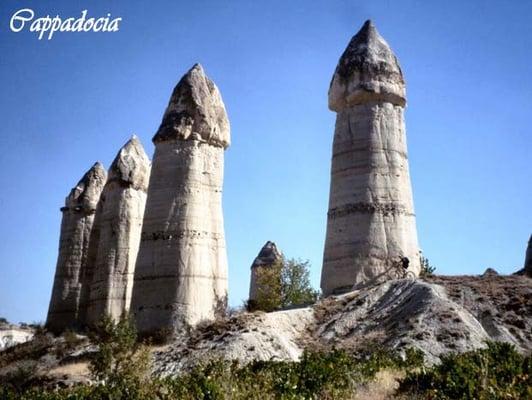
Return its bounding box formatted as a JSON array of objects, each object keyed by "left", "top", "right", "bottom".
[
  {"left": 329, "top": 20, "right": 405, "bottom": 111},
  {"left": 153, "top": 64, "right": 230, "bottom": 148}
]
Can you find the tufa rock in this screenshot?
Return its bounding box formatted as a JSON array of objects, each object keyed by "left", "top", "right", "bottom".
[
  {"left": 153, "top": 63, "right": 230, "bottom": 148},
  {"left": 251, "top": 241, "right": 283, "bottom": 268},
  {"left": 46, "top": 162, "right": 107, "bottom": 333},
  {"left": 321, "top": 20, "right": 420, "bottom": 295},
  {"left": 482, "top": 268, "right": 499, "bottom": 277},
  {"left": 151, "top": 275, "right": 531, "bottom": 373},
  {"left": 85, "top": 136, "right": 150, "bottom": 325},
  {"left": 249, "top": 241, "right": 283, "bottom": 303},
  {"left": 329, "top": 20, "right": 405, "bottom": 111},
  {"left": 131, "top": 64, "right": 230, "bottom": 335}
]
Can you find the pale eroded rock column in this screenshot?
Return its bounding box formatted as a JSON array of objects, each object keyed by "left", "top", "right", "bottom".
[
  {"left": 321, "top": 20, "right": 420, "bottom": 295},
  {"left": 131, "top": 64, "right": 230, "bottom": 335},
  {"left": 85, "top": 136, "right": 150, "bottom": 325},
  {"left": 46, "top": 163, "right": 107, "bottom": 333}
]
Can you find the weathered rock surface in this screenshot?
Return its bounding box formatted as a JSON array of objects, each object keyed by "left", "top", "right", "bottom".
[
  {"left": 153, "top": 308, "right": 314, "bottom": 376},
  {"left": 427, "top": 274, "right": 531, "bottom": 353},
  {"left": 86, "top": 136, "right": 150, "bottom": 325},
  {"left": 150, "top": 275, "right": 531, "bottom": 373},
  {"left": 4, "top": 276, "right": 530, "bottom": 383},
  {"left": 0, "top": 323, "right": 34, "bottom": 351},
  {"left": 131, "top": 64, "right": 230, "bottom": 335},
  {"left": 0, "top": 332, "right": 94, "bottom": 388},
  {"left": 322, "top": 20, "right": 420, "bottom": 295},
  {"left": 249, "top": 241, "right": 283, "bottom": 302},
  {"left": 46, "top": 163, "right": 107, "bottom": 333},
  {"left": 153, "top": 63, "right": 230, "bottom": 148}
]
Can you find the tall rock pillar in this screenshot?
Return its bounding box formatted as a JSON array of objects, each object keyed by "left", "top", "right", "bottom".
[
  {"left": 131, "top": 64, "right": 230, "bottom": 335},
  {"left": 46, "top": 162, "right": 107, "bottom": 332},
  {"left": 85, "top": 136, "right": 150, "bottom": 325},
  {"left": 321, "top": 20, "right": 420, "bottom": 295}
]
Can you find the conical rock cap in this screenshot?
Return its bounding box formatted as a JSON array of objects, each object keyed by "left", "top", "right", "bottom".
[
  {"left": 65, "top": 162, "right": 107, "bottom": 212},
  {"left": 251, "top": 241, "right": 283, "bottom": 268},
  {"left": 108, "top": 135, "right": 151, "bottom": 192},
  {"left": 153, "top": 64, "right": 230, "bottom": 148},
  {"left": 329, "top": 20, "right": 405, "bottom": 111}
]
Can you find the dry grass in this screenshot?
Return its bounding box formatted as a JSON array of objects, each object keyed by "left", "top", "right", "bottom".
[
  {"left": 353, "top": 369, "right": 403, "bottom": 400},
  {"left": 47, "top": 361, "right": 89, "bottom": 378}
]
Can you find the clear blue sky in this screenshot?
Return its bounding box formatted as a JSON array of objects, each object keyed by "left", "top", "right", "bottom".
[{"left": 0, "top": 0, "right": 530, "bottom": 324}]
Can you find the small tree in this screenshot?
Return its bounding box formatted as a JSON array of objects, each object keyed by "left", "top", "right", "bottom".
[
  {"left": 249, "top": 258, "right": 319, "bottom": 312},
  {"left": 419, "top": 255, "right": 436, "bottom": 277},
  {"left": 281, "top": 258, "right": 320, "bottom": 308},
  {"left": 89, "top": 314, "right": 151, "bottom": 392}
]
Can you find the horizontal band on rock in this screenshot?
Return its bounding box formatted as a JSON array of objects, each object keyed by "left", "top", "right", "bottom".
[{"left": 327, "top": 202, "right": 414, "bottom": 218}]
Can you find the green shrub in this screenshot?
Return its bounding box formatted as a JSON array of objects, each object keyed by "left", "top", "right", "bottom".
[
  {"left": 248, "top": 258, "right": 320, "bottom": 312},
  {"left": 419, "top": 255, "right": 436, "bottom": 277},
  {"left": 88, "top": 314, "right": 151, "bottom": 391},
  {"left": 398, "top": 341, "right": 532, "bottom": 399},
  {"left": 4, "top": 341, "right": 528, "bottom": 400},
  {"left": 281, "top": 259, "right": 320, "bottom": 308},
  {"left": 0, "top": 346, "right": 422, "bottom": 399}
]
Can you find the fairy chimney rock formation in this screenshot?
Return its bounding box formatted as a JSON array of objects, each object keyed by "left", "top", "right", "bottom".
[
  {"left": 524, "top": 235, "right": 532, "bottom": 277},
  {"left": 131, "top": 64, "right": 230, "bottom": 335},
  {"left": 86, "top": 136, "right": 150, "bottom": 326},
  {"left": 321, "top": 20, "right": 420, "bottom": 295},
  {"left": 47, "top": 162, "right": 107, "bottom": 333},
  {"left": 249, "top": 241, "right": 283, "bottom": 302}
]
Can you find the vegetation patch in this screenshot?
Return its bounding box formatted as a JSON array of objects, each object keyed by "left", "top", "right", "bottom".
[
  {"left": 398, "top": 341, "right": 531, "bottom": 399},
  {"left": 2, "top": 317, "right": 530, "bottom": 399}
]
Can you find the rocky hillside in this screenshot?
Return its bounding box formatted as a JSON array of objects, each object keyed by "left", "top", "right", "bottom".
[
  {"left": 153, "top": 273, "right": 531, "bottom": 374},
  {"left": 1, "top": 274, "right": 530, "bottom": 385}
]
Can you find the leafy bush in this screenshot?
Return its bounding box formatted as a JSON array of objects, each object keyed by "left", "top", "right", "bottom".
[
  {"left": 88, "top": 314, "right": 151, "bottom": 391},
  {"left": 162, "top": 347, "right": 422, "bottom": 400},
  {"left": 0, "top": 346, "right": 422, "bottom": 399},
  {"left": 399, "top": 341, "right": 532, "bottom": 399},
  {"left": 248, "top": 258, "right": 320, "bottom": 312},
  {"left": 3, "top": 339, "right": 528, "bottom": 400},
  {"left": 281, "top": 259, "right": 320, "bottom": 308}
]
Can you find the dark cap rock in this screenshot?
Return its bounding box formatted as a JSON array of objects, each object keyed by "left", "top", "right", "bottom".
[
  {"left": 329, "top": 20, "right": 405, "bottom": 111},
  {"left": 251, "top": 241, "right": 283, "bottom": 268}
]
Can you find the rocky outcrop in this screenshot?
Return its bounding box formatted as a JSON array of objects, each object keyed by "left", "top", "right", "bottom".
[
  {"left": 85, "top": 136, "right": 150, "bottom": 325},
  {"left": 153, "top": 309, "right": 314, "bottom": 376},
  {"left": 151, "top": 275, "right": 531, "bottom": 372},
  {"left": 249, "top": 241, "right": 283, "bottom": 303},
  {"left": 524, "top": 235, "right": 532, "bottom": 277},
  {"left": 5, "top": 277, "right": 530, "bottom": 382},
  {"left": 46, "top": 163, "right": 107, "bottom": 333},
  {"left": 0, "top": 323, "right": 34, "bottom": 351},
  {"left": 131, "top": 64, "right": 230, "bottom": 335},
  {"left": 321, "top": 20, "right": 420, "bottom": 295}
]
